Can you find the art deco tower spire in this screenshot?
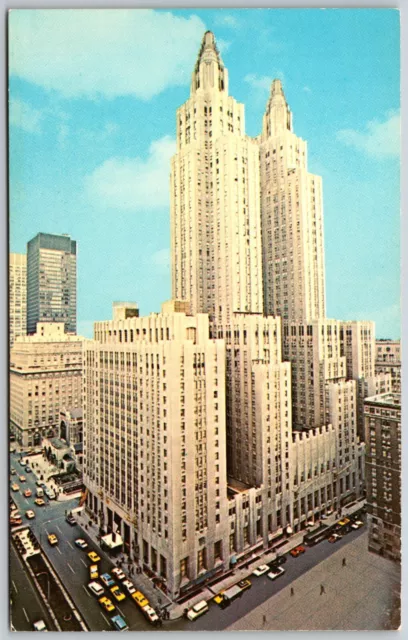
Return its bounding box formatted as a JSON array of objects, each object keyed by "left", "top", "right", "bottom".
[
  {"left": 260, "top": 79, "right": 326, "bottom": 323},
  {"left": 191, "top": 31, "right": 228, "bottom": 95},
  {"left": 171, "top": 31, "right": 263, "bottom": 323}
]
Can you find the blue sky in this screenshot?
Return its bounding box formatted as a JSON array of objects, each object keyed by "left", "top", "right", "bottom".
[{"left": 9, "top": 8, "right": 400, "bottom": 338}]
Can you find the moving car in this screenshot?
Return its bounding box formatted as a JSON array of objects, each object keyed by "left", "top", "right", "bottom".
[
  {"left": 238, "top": 579, "right": 251, "bottom": 591},
  {"left": 351, "top": 520, "right": 364, "bottom": 530},
  {"left": 110, "top": 585, "right": 126, "bottom": 602},
  {"left": 111, "top": 614, "right": 128, "bottom": 632},
  {"left": 132, "top": 591, "right": 149, "bottom": 608},
  {"left": 47, "top": 533, "right": 58, "bottom": 546},
  {"left": 142, "top": 604, "right": 159, "bottom": 626},
  {"left": 267, "top": 566, "right": 285, "bottom": 580},
  {"left": 328, "top": 533, "right": 342, "bottom": 543},
  {"left": 88, "top": 551, "right": 101, "bottom": 563},
  {"left": 186, "top": 600, "right": 209, "bottom": 621},
  {"left": 11, "top": 484, "right": 19, "bottom": 492},
  {"left": 33, "top": 620, "right": 47, "bottom": 631},
  {"left": 24, "top": 489, "right": 32, "bottom": 498},
  {"left": 19, "top": 475, "right": 26, "bottom": 482},
  {"left": 66, "top": 514, "right": 76, "bottom": 526},
  {"left": 89, "top": 564, "right": 99, "bottom": 580},
  {"left": 34, "top": 498, "right": 46, "bottom": 507},
  {"left": 75, "top": 538, "right": 88, "bottom": 549},
  {"left": 11, "top": 468, "right": 16, "bottom": 475},
  {"left": 99, "top": 596, "right": 116, "bottom": 613},
  {"left": 25, "top": 510, "right": 35, "bottom": 519},
  {"left": 123, "top": 579, "right": 136, "bottom": 595},
  {"left": 111, "top": 567, "right": 126, "bottom": 581},
  {"left": 88, "top": 581, "right": 104, "bottom": 597},
  {"left": 253, "top": 564, "right": 270, "bottom": 577},
  {"left": 290, "top": 545, "right": 306, "bottom": 558},
  {"left": 100, "top": 573, "right": 115, "bottom": 588}
]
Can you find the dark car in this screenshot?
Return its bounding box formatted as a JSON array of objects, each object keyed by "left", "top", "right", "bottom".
[
  {"left": 271, "top": 555, "right": 287, "bottom": 567},
  {"left": 66, "top": 514, "right": 76, "bottom": 526}
]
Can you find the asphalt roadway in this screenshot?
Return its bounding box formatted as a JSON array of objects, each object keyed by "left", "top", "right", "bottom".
[{"left": 9, "top": 449, "right": 372, "bottom": 632}]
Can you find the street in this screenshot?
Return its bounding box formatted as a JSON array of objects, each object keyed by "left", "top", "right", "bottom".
[{"left": 10, "top": 449, "right": 368, "bottom": 632}]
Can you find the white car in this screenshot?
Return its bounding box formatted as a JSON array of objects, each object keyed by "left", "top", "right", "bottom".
[
  {"left": 253, "top": 564, "right": 270, "bottom": 577},
  {"left": 88, "top": 581, "right": 105, "bottom": 597},
  {"left": 142, "top": 604, "right": 159, "bottom": 625},
  {"left": 75, "top": 538, "right": 88, "bottom": 549},
  {"left": 33, "top": 620, "right": 47, "bottom": 631},
  {"left": 187, "top": 600, "right": 209, "bottom": 621},
  {"left": 351, "top": 520, "right": 364, "bottom": 530},
  {"left": 25, "top": 510, "right": 35, "bottom": 520},
  {"left": 111, "top": 567, "right": 126, "bottom": 581},
  {"left": 122, "top": 579, "right": 136, "bottom": 595},
  {"left": 267, "top": 566, "right": 285, "bottom": 580}
]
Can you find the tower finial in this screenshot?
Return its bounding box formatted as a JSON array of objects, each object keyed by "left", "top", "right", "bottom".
[{"left": 191, "top": 31, "right": 228, "bottom": 95}]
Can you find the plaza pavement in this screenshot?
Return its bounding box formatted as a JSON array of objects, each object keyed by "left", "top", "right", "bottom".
[{"left": 226, "top": 531, "right": 401, "bottom": 631}]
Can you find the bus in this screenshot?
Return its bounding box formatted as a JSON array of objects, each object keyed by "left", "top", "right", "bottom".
[{"left": 303, "top": 524, "right": 332, "bottom": 546}]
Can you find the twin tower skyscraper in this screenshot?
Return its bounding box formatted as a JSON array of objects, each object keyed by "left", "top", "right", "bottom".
[{"left": 171, "top": 31, "right": 325, "bottom": 327}]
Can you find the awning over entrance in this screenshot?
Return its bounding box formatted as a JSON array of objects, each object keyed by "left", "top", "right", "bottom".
[{"left": 101, "top": 532, "right": 123, "bottom": 550}]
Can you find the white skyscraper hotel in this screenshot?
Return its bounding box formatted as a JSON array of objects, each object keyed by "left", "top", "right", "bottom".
[{"left": 83, "top": 31, "right": 389, "bottom": 600}]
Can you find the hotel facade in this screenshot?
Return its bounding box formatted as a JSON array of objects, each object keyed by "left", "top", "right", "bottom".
[{"left": 82, "top": 31, "right": 392, "bottom": 600}]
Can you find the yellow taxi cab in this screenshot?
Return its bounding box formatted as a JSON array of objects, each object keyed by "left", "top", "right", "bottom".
[
  {"left": 132, "top": 591, "right": 149, "bottom": 608},
  {"left": 47, "top": 534, "right": 58, "bottom": 546},
  {"left": 88, "top": 551, "right": 101, "bottom": 563},
  {"left": 99, "top": 596, "right": 115, "bottom": 613},
  {"left": 89, "top": 564, "right": 99, "bottom": 580},
  {"left": 110, "top": 585, "right": 126, "bottom": 602}
]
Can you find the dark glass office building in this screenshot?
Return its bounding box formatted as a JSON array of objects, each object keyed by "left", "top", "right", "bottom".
[{"left": 27, "top": 233, "right": 77, "bottom": 334}]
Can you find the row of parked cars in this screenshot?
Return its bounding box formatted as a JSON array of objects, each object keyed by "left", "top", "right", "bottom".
[{"left": 81, "top": 545, "right": 160, "bottom": 629}]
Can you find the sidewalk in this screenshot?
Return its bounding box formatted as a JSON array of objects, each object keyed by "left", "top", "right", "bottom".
[
  {"left": 20, "top": 452, "right": 82, "bottom": 502},
  {"left": 73, "top": 499, "right": 366, "bottom": 621}
]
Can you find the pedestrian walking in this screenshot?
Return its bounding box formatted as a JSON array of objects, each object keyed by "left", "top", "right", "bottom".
[
  {"left": 320, "top": 584, "right": 325, "bottom": 595},
  {"left": 262, "top": 614, "right": 267, "bottom": 626},
  {"left": 290, "top": 587, "right": 294, "bottom": 596},
  {"left": 342, "top": 557, "right": 347, "bottom": 567}
]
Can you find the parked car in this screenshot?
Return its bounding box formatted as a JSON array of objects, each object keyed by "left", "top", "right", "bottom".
[
  {"left": 45, "top": 488, "right": 55, "bottom": 499},
  {"left": 111, "top": 567, "right": 126, "bottom": 581},
  {"left": 267, "top": 566, "right": 285, "bottom": 580},
  {"left": 238, "top": 579, "right": 251, "bottom": 591},
  {"left": 213, "top": 591, "right": 225, "bottom": 605},
  {"left": 88, "top": 581, "right": 104, "bottom": 597},
  {"left": 66, "top": 514, "right": 76, "bottom": 526},
  {"left": 111, "top": 614, "right": 128, "bottom": 632},
  {"left": 89, "top": 565, "right": 99, "bottom": 580},
  {"left": 132, "top": 591, "right": 149, "bottom": 608},
  {"left": 110, "top": 585, "right": 126, "bottom": 602},
  {"left": 10, "top": 469, "right": 16, "bottom": 476},
  {"left": 290, "top": 546, "right": 306, "bottom": 558},
  {"left": 100, "top": 573, "right": 115, "bottom": 588},
  {"left": 270, "top": 555, "right": 287, "bottom": 567},
  {"left": 142, "top": 604, "right": 159, "bottom": 626},
  {"left": 253, "top": 564, "right": 270, "bottom": 577},
  {"left": 26, "top": 467, "right": 32, "bottom": 473},
  {"left": 328, "top": 534, "right": 342, "bottom": 543},
  {"left": 186, "top": 600, "right": 209, "bottom": 621},
  {"left": 47, "top": 534, "right": 58, "bottom": 546},
  {"left": 75, "top": 538, "right": 88, "bottom": 550},
  {"left": 25, "top": 510, "right": 35, "bottom": 519},
  {"left": 34, "top": 498, "right": 45, "bottom": 507},
  {"left": 11, "top": 484, "right": 19, "bottom": 492},
  {"left": 351, "top": 520, "right": 364, "bottom": 530},
  {"left": 123, "top": 579, "right": 136, "bottom": 595},
  {"left": 88, "top": 551, "right": 101, "bottom": 563},
  {"left": 99, "top": 596, "right": 115, "bottom": 613}
]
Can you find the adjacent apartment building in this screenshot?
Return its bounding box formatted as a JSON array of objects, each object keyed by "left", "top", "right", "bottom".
[
  {"left": 9, "top": 253, "right": 27, "bottom": 348},
  {"left": 364, "top": 393, "right": 401, "bottom": 562},
  {"left": 10, "top": 322, "right": 83, "bottom": 447},
  {"left": 375, "top": 339, "right": 401, "bottom": 394},
  {"left": 27, "top": 232, "right": 77, "bottom": 335}
]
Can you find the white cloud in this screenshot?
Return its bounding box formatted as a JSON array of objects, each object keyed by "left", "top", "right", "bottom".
[
  {"left": 336, "top": 111, "right": 400, "bottom": 158},
  {"left": 217, "top": 39, "right": 231, "bottom": 54},
  {"left": 9, "top": 98, "right": 42, "bottom": 133},
  {"left": 244, "top": 72, "right": 285, "bottom": 94},
  {"left": 215, "top": 14, "right": 240, "bottom": 29},
  {"left": 151, "top": 248, "right": 170, "bottom": 273},
  {"left": 303, "top": 86, "right": 312, "bottom": 93},
  {"left": 85, "top": 135, "right": 176, "bottom": 211},
  {"left": 9, "top": 10, "right": 206, "bottom": 100}
]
